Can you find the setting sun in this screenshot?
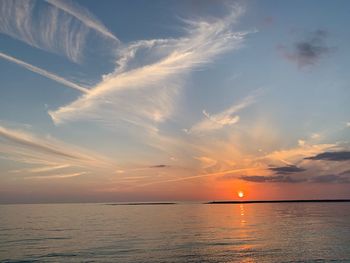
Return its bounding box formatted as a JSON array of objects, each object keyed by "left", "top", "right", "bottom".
[{"left": 238, "top": 191, "right": 244, "bottom": 198}]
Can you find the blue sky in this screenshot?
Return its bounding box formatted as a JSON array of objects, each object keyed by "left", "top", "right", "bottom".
[{"left": 0, "top": 0, "right": 350, "bottom": 203}]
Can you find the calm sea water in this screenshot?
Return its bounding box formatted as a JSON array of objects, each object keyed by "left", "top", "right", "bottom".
[{"left": 1, "top": 203, "right": 350, "bottom": 262}]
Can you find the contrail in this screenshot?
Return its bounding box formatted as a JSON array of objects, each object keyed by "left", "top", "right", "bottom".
[
  {"left": 45, "top": 0, "right": 120, "bottom": 43},
  {"left": 0, "top": 52, "right": 89, "bottom": 93},
  {"left": 133, "top": 167, "right": 263, "bottom": 188},
  {"left": 25, "top": 171, "right": 87, "bottom": 180}
]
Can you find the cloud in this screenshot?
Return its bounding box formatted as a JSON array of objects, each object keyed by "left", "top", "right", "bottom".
[
  {"left": 149, "top": 165, "right": 169, "bottom": 168},
  {"left": 311, "top": 133, "right": 321, "bottom": 139},
  {"left": 26, "top": 171, "right": 87, "bottom": 180},
  {"left": 305, "top": 151, "right": 350, "bottom": 161},
  {"left": 264, "top": 142, "right": 336, "bottom": 166},
  {"left": 239, "top": 167, "right": 350, "bottom": 184},
  {"left": 269, "top": 165, "right": 306, "bottom": 174},
  {"left": 244, "top": 145, "right": 350, "bottom": 184},
  {"left": 48, "top": 5, "right": 249, "bottom": 129},
  {"left": 195, "top": 156, "right": 217, "bottom": 169},
  {"left": 11, "top": 164, "right": 70, "bottom": 174},
  {"left": 298, "top": 139, "right": 306, "bottom": 146},
  {"left": 244, "top": 144, "right": 348, "bottom": 184},
  {"left": 311, "top": 174, "right": 350, "bottom": 184},
  {"left": 340, "top": 170, "right": 350, "bottom": 176},
  {"left": 0, "top": 125, "right": 115, "bottom": 178},
  {"left": 0, "top": 126, "right": 83, "bottom": 160},
  {"left": 45, "top": 0, "right": 119, "bottom": 42},
  {"left": 112, "top": 164, "right": 171, "bottom": 176},
  {"left": 279, "top": 29, "right": 333, "bottom": 68},
  {"left": 0, "top": 0, "right": 91, "bottom": 62},
  {"left": 0, "top": 52, "right": 89, "bottom": 93},
  {"left": 0, "top": 0, "right": 118, "bottom": 63},
  {"left": 309, "top": 169, "right": 350, "bottom": 183},
  {"left": 188, "top": 92, "right": 257, "bottom": 134},
  {"left": 240, "top": 175, "right": 307, "bottom": 183},
  {"left": 240, "top": 173, "right": 350, "bottom": 184},
  {"left": 133, "top": 167, "right": 262, "bottom": 189},
  {"left": 113, "top": 39, "right": 176, "bottom": 74}
]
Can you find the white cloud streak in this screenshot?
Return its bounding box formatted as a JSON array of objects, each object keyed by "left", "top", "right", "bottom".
[
  {"left": 45, "top": 0, "right": 119, "bottom": 42},
  {"left": 263, "top": 143, "right": 337, "bottom": 166},
  {"left": 48, "top": 6, "right": 249, "bottom": 128},
  {"left": 0, "top": 0, "right": 89, "bottom": 62},
  {"left": 133, "top": 167, "right": 262, "bottom": 188},
  {"left": 195, "top": 156, "right": 217, "bottom": 169},
  {"left": 0, "top": 125, "right": 116, "bottom": 178},
  {"left": 0, "top": 52, "right": 89, "bottom": 93},
  {"left": 11, "top": 164, "right": 71, "bottom": 174},
  {"left": 188, "top": 92, "right": 257, "bottom": 134},
  {"left": 26, "top": 171, "right": 87, "bottom": 179},
  {"left": 0, "top": 3, "right": 263, "bottom": 188},
  {"left": 0, "top": 0, "right": 118, "bottom": 62}
]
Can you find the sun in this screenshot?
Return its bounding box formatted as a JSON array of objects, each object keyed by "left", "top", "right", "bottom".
[{"left": 237, "top": 191, "right": 244, "bottom": 198}]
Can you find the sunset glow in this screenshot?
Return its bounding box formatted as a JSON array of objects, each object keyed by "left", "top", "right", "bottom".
[{"left": 238, "top": 191, "right": 245, "bottom": 198}]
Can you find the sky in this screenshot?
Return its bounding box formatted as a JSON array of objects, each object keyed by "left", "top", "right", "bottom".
[{"left": 0, "top": 0, "right": 350, "bottom": 203}]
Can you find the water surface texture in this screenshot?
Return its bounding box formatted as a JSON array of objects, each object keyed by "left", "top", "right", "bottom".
[{"left": 1, "top": 203, "right": 350, "bottom": 262}]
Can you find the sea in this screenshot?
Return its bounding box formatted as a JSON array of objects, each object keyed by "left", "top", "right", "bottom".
[{"left": 1, "top": 202, "right": 350, "bottom": 262}]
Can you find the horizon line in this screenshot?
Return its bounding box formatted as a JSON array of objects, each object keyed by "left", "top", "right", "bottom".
[{"left": 1, "top": 198, "right": 350, "bottom": 205}]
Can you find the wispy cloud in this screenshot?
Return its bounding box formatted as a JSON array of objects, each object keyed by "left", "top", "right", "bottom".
[
  {"left": 133, "top": 167, "right": 262, "bottom": 188},
  {"left": 264, "top": 142, "right": 336, "bottom": 166},
  {"left": 26, "top": 171, "right": 87, "bottom": 180},
  {"left": 0, "top": 126, "right": 85, "bottom": 160},
  {"left": 11, "top": 164, "right": 70, "bottom": 174},
  {"left": 195, "top": 156, "right": 217, "bottom": 169},
  {"left": 48, "top": 6, "right": 249, "bottom": 129},
  {"left": 0, "top": 0, "right": 117, "bottom": 63},
  {"left": 0, "top": 125, "right": 116, "bottom": 178},
  {"left": 45, "top": 0, "right": 119, "bottom": 42},
  {"left": 0, "top": 52, "right": 89, "bottom": 93},
  {"left": 188, "top": 92, "right": 257, "bottom": 134},
  {"left": 0, "top": 0, "right": 90, "bottom": 62}
]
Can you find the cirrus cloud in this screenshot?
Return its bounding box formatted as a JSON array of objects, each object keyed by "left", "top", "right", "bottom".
[{"left": 48, "top": 5, "right": 250, "bottom": 130}]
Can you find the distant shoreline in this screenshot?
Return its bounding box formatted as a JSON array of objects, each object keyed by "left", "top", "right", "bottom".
[
  {"left": 206, "top": 199, "right": 350, "bottom": 204},
  {"left": 105, "top": 202, "right": 177, "bottom": 206}
]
